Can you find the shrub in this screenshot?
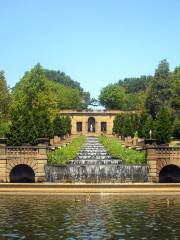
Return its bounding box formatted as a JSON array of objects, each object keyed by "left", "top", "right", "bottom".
[
  {"left": 154, "top": 107, "right": 173, "bottom": 143},
  {"left": 53, "top": 115, "right": 71, "bottom": 137},
  {"left": 48, "top": 135, "right": 86, "bottom": 165},
  {"left": 173, "top": 119, "right": 180, "bottom": 139},
  {"left": 99, "top": 135, "right": 145, "bottom": 164}
]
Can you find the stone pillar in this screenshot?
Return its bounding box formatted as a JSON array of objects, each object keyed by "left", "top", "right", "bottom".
[
  {"left": 146, "top": 146, "right": 158, "bottom": 182},
  {"left": 82, "top": 120, "right": 87, "bottom": 134},
  {"left": 107, "top": 117, "right": 114, "bottom": 135},
  {"left": 0, "top": 143, "right": 7, "bottom": 182},
  {"left": 71, "top": 117, "right": 76, "bottom": 135},
  {"left": 36, "top": 144, "right": 48, "bottom": 182},
  {"left": 96, "top": 121, "right": 101, "bottom": 134}
]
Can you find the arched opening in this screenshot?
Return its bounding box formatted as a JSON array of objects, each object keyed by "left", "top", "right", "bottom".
[
  {"left": 159, "top": 164, "right": 180, "bottom": 183},
  {"left": 88, "top": 117, "right": 95, "bottom": 132},
  {"left": 10, "top": 164, "right": 35, "bottom": 183}
]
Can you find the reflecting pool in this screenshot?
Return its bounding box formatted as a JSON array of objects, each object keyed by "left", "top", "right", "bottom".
[{"left": 0, "top": 195, "right": 179, "bottom": 239}]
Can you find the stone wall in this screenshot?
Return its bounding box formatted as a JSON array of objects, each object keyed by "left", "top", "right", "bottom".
[
  {"left": 146, "top": 146, "right": 180, "bottom": 182},
  {"left": 0, "top": 144, "right": 48, "bottom": 182},
  {"left": 59, "top": 110, "right": 128, "bottom": 135}
]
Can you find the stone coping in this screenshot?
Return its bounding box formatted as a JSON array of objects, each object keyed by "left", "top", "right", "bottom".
[{"left": 0, "top": 183, "right": 180, "bottom": 195}]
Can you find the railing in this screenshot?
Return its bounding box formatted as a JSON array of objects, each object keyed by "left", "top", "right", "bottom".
[
  {"left": 146, "top": 146, "right": 180, "bottom": 162},
  {"left": 0, "top": 146, "right": 48, "bottom": 156}
]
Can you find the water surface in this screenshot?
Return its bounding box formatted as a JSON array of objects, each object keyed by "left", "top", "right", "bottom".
[{"left": 0, "top": 195, "right": 179, "bottom": 240}]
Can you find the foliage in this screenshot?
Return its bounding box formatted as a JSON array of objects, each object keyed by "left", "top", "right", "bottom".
[
  {"left": 44, "top": 69, "right": 91, "bottom": 109},
  {"left": 99, "top": 135, "right": 145, "bottom": 164},
  {"left": 48, "top": 135, "right": 86, "bottom": 165},
  {"left": 141, "top": 116, "right": 154, "bottom": 139},
  {"left": 7, "top": 64, "right": 53, "bottom": 145},
  {"left": 99, "top": 59, "right": 180, "bottom": 141},
  {"left": 113, "top": 113, "right": 140, "bottom": 137},
  {"left": 146, "top": 59, "right": 172, "bottom": 118},
  {"left": 173, "top": 119, "right": 180, "bottom": 139},
  {"left": 153, "top": 108, "right": 173, "bottom": 143},
  {"left": 118, "top": 75, "right": 152, "bottom": 93},
  {"left": 172, "top": 67, "right": 180, "bottom": 112},
  {"left": 123, "top": 92, "right": 146, "bottom": 110},
  {"left": 99, "top": 84, "right": 126, "bottom": 109},
  {"left": 53, "top": 115, "right": 71, "bottom": 137},
  {"left": 0, "top": 120, "right": 9, "bottom": 138},
  {"left": 0, "top": 71, "right": 10, "bottom": 119},
  {"left": 44, "top": 69, "right": 82, "bottom": 90},
  {"left": 99, "top": 84, "right": 146, "bottom": 111},
  {"left": 48, "top": 81, "right": 82, "bottom": 110}
]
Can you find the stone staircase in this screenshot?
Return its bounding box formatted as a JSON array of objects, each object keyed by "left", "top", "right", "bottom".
[
  {"left": 45, "top": 136, "right": 148, "bottom": 183},
  {"left": 69, "top": 136, "right": 122, "bottom": 165}
]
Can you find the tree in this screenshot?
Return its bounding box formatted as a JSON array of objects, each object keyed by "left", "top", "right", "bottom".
[
  {"left": 99, "top": 84, "right": 126, "bottom": 109},
  {"left": 173, "top": 119, "right": 180, "bottom": 139},
  {"left": 154, "top": 108, "right": 173, "bottom": 143},
  {"left": 7, "top": 64, "right": 53, "bottom": 145},
  {"left": 44, "top": 69, "right": 91, "bottom": 109},
  {"left": 53, "top": 115, "right": 71, "bottom": 138},
  {"left": 141, "top": 116, "right": 154, "bottom": 139},
  {"left": 118, "top": 75, "right": 153, "bottom": 93},
  {"left": 146, "top": 59, "right": 172, "bottom": 118},
  {"left": 113, "top": 114, "right": 124, "bottom": 135},
  {"left": 0, "top": 71, "right": 9, "bottom": 119},
  {"left": 172, "top": 67, "right": 180, "bottom": 115},
  {"left": 113, "top": 113, "right": 139, "bottom": 137}
]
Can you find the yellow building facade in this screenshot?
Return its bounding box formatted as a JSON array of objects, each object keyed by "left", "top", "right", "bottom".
[{"left": 59, "top": 110, "right": 130, "bottom": 135}]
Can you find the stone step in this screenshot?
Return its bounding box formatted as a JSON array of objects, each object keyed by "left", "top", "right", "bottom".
[
  {"left": 78, "top": 152, "right": 109, "bottom": 156},
  {"left": 76, "top": 155, "right": 112, "bottom": 160},
  {"left": 69, "top": 159, "right": 123, "bottom": 165},
  {"left": 79, "top": 150, "right": 108, "bottom": 154}
]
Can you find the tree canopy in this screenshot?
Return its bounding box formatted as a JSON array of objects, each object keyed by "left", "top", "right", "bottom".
[
  {"left": 103, "top": 59, "right": 180, "bottom": 142},
  {"left": 146, "top": 59, "right": 172, "bottom": 118},
  {"left": 0, "top": 71, "right": 9, "bottom": 119}
]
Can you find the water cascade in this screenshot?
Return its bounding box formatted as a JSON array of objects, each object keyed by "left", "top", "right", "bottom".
[{"left": 45, "top": 137, "right": 148, "bottom": 182}]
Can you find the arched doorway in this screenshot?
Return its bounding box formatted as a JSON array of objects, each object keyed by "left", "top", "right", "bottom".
[
  {"left": 10, "top": 164, "right": 35, "bottom": 183},
  {"left": 159, "top": 164, "right": 180, "bottom": 183},
  {"left": 88, "top": 117, "right": 95, "bottom": 132}
]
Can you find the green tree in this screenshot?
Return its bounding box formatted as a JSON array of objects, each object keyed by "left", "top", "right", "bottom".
[
  {"left": 173, "top": 119, "right": 180, "bottom": 139},
  {"left": 7, "top": 64, "right": 53, "bottom": 145},
  {"left": 99, "top": 84, "right": 126, "bottom": 109},
  {"left": 0, "top": 71, "right": 9, "bottom": 119},
  {"left": 118, "top": 75, "right": 152, "bottom": 93},
  {"left": 113, "top": 113, "right": 139, "bottom": 137},
  {"left": 154, "top": 108, "right": 173, "bottom": 143},
  {"left": 172, "top": 67, "right": 180, "bottom": 117},
  {"left": 146, "top": 59, "right": 172, "bottom": 118},
  {"left": 113, "top": 114, "right": 124, "bottom": 135},
  {"left": 138, "top": 111, "right": 149, "bottom": 138},
  {"left": 44, "top": 69, "right": 91, "bottom": 109},
  {"left": 141, "top": 116, "right": 154, "bottom": 139}
]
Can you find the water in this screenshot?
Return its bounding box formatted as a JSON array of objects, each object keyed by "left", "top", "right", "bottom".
[
  {"left": 0, "top": 195, "right": 179, "bottom": 240},
  {"left": 46, "top": 137, "right": 148, "bottom": 182}
]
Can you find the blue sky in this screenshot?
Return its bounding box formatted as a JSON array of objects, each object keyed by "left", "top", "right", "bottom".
[{"left": 1, "top": 0, "right": 180, "bottom": 98}]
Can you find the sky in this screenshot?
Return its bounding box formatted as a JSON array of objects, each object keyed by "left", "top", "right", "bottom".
[{"left": 1, "top": 0, "right": 180, "bottom": 98}]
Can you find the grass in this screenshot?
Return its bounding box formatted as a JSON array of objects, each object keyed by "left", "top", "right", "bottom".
[
  {"left": 48, "top": 135, "right": 86, "bottom": 165},
  {"left": 99, "top": 135, "right": 145, "bottom": 164}
]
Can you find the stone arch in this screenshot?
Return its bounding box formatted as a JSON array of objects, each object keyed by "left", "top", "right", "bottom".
[
  {"left": 159, "top": 164, "right": 180, "bottom": 183},
  {"left": 88, "top": 117, "right": 96, "bottom": 132},
  {"left": 10, "top": 164, "right": 35, "bottom": 183},
  {"left": 6, "top": 159, "right": 38, "bottom": 182},
  {"left": 157, "top": 159, "right": 180, "bottom": 175}
]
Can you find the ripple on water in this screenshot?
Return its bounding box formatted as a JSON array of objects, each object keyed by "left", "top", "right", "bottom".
[{"left": 0, "top": 195, "right": 179, "bottom": 239}]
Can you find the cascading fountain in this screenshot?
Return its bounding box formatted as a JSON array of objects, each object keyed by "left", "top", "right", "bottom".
[{"left": 45, "top": 136, "right": 148, "bottom": 182}]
